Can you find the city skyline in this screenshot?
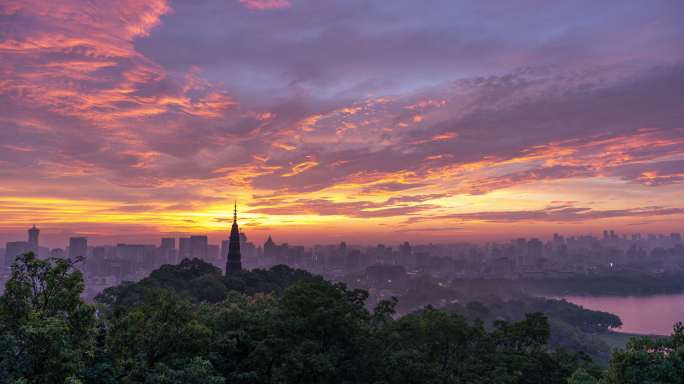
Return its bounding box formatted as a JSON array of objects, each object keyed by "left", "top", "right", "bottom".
[
  {"left": 4, "top": 219, "right": 682, "bottom": 306},
  {"left": 3, "top": 221, "right": 682, "bottom": 251},
  {"left": 1, "top": 0, "right": 684, "bottom": 244}
]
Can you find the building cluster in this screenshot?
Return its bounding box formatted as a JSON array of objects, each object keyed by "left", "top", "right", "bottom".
[
  {"left": 0, "top": 207, "right": 247, "bottom": 299},
  {"left": 2, "top": 221, "right": 683, "bottom": 301}
]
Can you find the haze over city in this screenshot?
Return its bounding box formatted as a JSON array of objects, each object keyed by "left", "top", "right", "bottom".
[
  {"left": 4, "top": 1, "right": 684, "bottom": 383},
  {"left": 1, "top": 0, "right": 683, "bottom": 248}
]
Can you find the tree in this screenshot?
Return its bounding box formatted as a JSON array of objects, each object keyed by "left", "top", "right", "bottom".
[
  {"left": 0, "top": 254, "right": 605, "bottom": 383},
  {"left": 107, "top": 288, "right": 211, "bottom": 380},
  {"left": 83, "top": 321, "right": 117, "bottom": 384},
  {"left": 96, "top": 258, "right": 226, "bottom": 310},
  {"left": 145, "top": 357, "right": 224, "bottom": 384},
  {"left": 0, "top": 252, "right": 95, "bottom": 383},
  {"left": 269, "top": 281, "right": 373, "bottom": 383},
  {"left": 493, "top": 312, "right": 550, "bottom": 353},
  {"left": 380, "top": 308, "right": 486, "bottom": 383},
  {"left": 603, "top": 329, "right": 684, "bottom": 384},
  {"left": 567, "top": 368, "right": 598, "bottom": 384}
]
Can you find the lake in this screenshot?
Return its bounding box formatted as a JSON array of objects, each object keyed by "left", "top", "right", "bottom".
[{"left": 562, "top": 293, "right": 684, "bottom": 336}]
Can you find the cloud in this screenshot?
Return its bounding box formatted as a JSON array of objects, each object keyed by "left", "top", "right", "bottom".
[
  {"left": 248, "top": 197, "right": 437, "bottom": 218},
  {"left": 139, "top": 0, "right": 684, "bottom": 100},
  {"left": 1, "top": 0, "right": 684, "bottom": 243},
  {"left": 360, "top": 182, "right": 429, "bottom": 194},
  {"left": 608, "top": 160, "right": 684, "bottom": 186},
  {"left": 427, "top": 205, "right": 684, "bottom": 224},
  {"left": 239, "top": 0, "right": 291, "bottom": 11},
  {"left": 463, "top": 166, "right": 594, "bottom": 195},
  {"left": 394, "top": 227, "right": 465, "bottom": 233}
]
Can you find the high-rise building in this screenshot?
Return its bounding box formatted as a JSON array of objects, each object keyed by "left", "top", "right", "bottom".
[
  {"left": 190, "top": 236, "right": 208, "bottom": 260},
  {"left": 527, "top": 238, "right": 543, "bottom": 267},
  {"left": 161, "top": 238, "right": 175, "bottom": 250},
  {"left": 179, "top": 238, "right": 191, "bottom": 261},
  {"left": 226, "top": 202, "right": 242, "bottom": 274},
  {"left": 239, "top": 232, "right": 258, "bottom": 269},
  {"left": 220, "top": 239, "right": 230, "bottom": 260},
  {"left": 91, "top": 246, "right": 107, "bottom": 275},
  {"left": 28, "top": 225, "right": 39, "bottom": 254},
  {"left": 116, "top": 244, "right": 155, "bottom": 271},
  {"left": 264, "top": 235, "right": 276, "bottom": 264},
  {"left": 5, "top": 241, "right": 28, "bottom": 267},
  {"left": 208, "top": 244, "right": 219, "bottom": 263},
  {"left": 399, "top": 241, "right": 413, "bottom": 267},
  {"left": 50, "top": 248, "right": 65, "bottom": 258},
  {"left": 346, "top": 249, "right": 361, "bottom": 271},
  {"left": 69, "top": 237, "right": 88, "bottom": 260},
  {"left": 160, "top": 238, "right": 177, "bottom": 265}
]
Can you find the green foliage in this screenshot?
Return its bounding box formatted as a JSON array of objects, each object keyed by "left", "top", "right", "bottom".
[
  {"left": 4, "top": 255, "right": 684, "bottom": 383},
  {"left": 493, "top": 312, "right": 550, "bottom": 353},
  {"left": 603, "top": 326, "right": 684, "bottom": 384},
  {"left": 223, "top": 264, "right": 326, "bottom": 295},
  {"left": 443, "top": 295, "right": 618, "bottom": 362},
  {"left": 0, "top": 252, "right": 95, "bottom": 383},
  {"left": 379, "top": 308, "right": 487, "bottom": 383},
  {"left": 96, "top": 259, "right": 324, "bottom": 312},
  {"left": 144, "top": 357, "right": 224, "bottom": 384},
  {"left": 567, "top": 368, "right": 598, "bottom": 384},
  {"left": 96, "top": 258, "right": 226, "bottom": 310},
  {"left": 108, "top": 289, "right": 211, "bottom": 374}
]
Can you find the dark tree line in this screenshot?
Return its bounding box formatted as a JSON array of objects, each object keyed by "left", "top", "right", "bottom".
[{"left": 1, "top": 254, "right": 683, "bottom": 383}]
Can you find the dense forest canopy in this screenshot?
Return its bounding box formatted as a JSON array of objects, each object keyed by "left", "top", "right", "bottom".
[{"left": 1, "top": 253, "right": 683, "bottom": 383}]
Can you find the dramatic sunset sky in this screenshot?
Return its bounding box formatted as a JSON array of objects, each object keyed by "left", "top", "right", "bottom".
[{"left": 1, "top": 0, "right": 683, "bottom": 247}]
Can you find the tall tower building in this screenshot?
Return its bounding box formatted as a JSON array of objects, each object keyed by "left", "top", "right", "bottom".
[
  {"left": 179, "top": 238, "right": 191, "bottom": 261},
  {"left": 189, "top": 236, "right": 208, "bottom": 261},
  {"left": 160, "top": 238, "right": 177, "bottom": 265},
  {"left": 69, "top": 237, "right": 88, "bottom": 260},
  {"left": 28, "top": 225, "right": 39, "bottom": 254},
  {"left": 161, "top": 238, "right": 176, "bottom": 250},
  {"left": 226, "top": 202, "right": 242, "bottom": 274},
  {"left": 5, "top": 241, "right": 28, "bottom": 267}
]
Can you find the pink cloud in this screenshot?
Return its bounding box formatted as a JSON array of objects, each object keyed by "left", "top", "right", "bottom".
[
  {"left": 239, "top": 0, "right": 291, "bottom": 11},
  {"left": 1, "top": 0, "right": 684, "bottom": 243}
]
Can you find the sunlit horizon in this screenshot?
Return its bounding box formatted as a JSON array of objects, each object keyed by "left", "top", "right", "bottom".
[{"left": 1, "top": 0, "right": 683, "bottom": 246}]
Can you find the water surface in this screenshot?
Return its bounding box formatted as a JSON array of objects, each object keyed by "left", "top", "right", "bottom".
[{"left": 562, "top": 293, "right": 684, "bottom": 335}]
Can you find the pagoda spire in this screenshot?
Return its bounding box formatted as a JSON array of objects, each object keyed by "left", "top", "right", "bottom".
[{"left": 226, "top": 201, "right": 242, "bottom": 274}]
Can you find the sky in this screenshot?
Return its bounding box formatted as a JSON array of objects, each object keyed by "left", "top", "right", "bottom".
[{"left": 1, "top": 0, "right": 683, "bottom": 247}]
